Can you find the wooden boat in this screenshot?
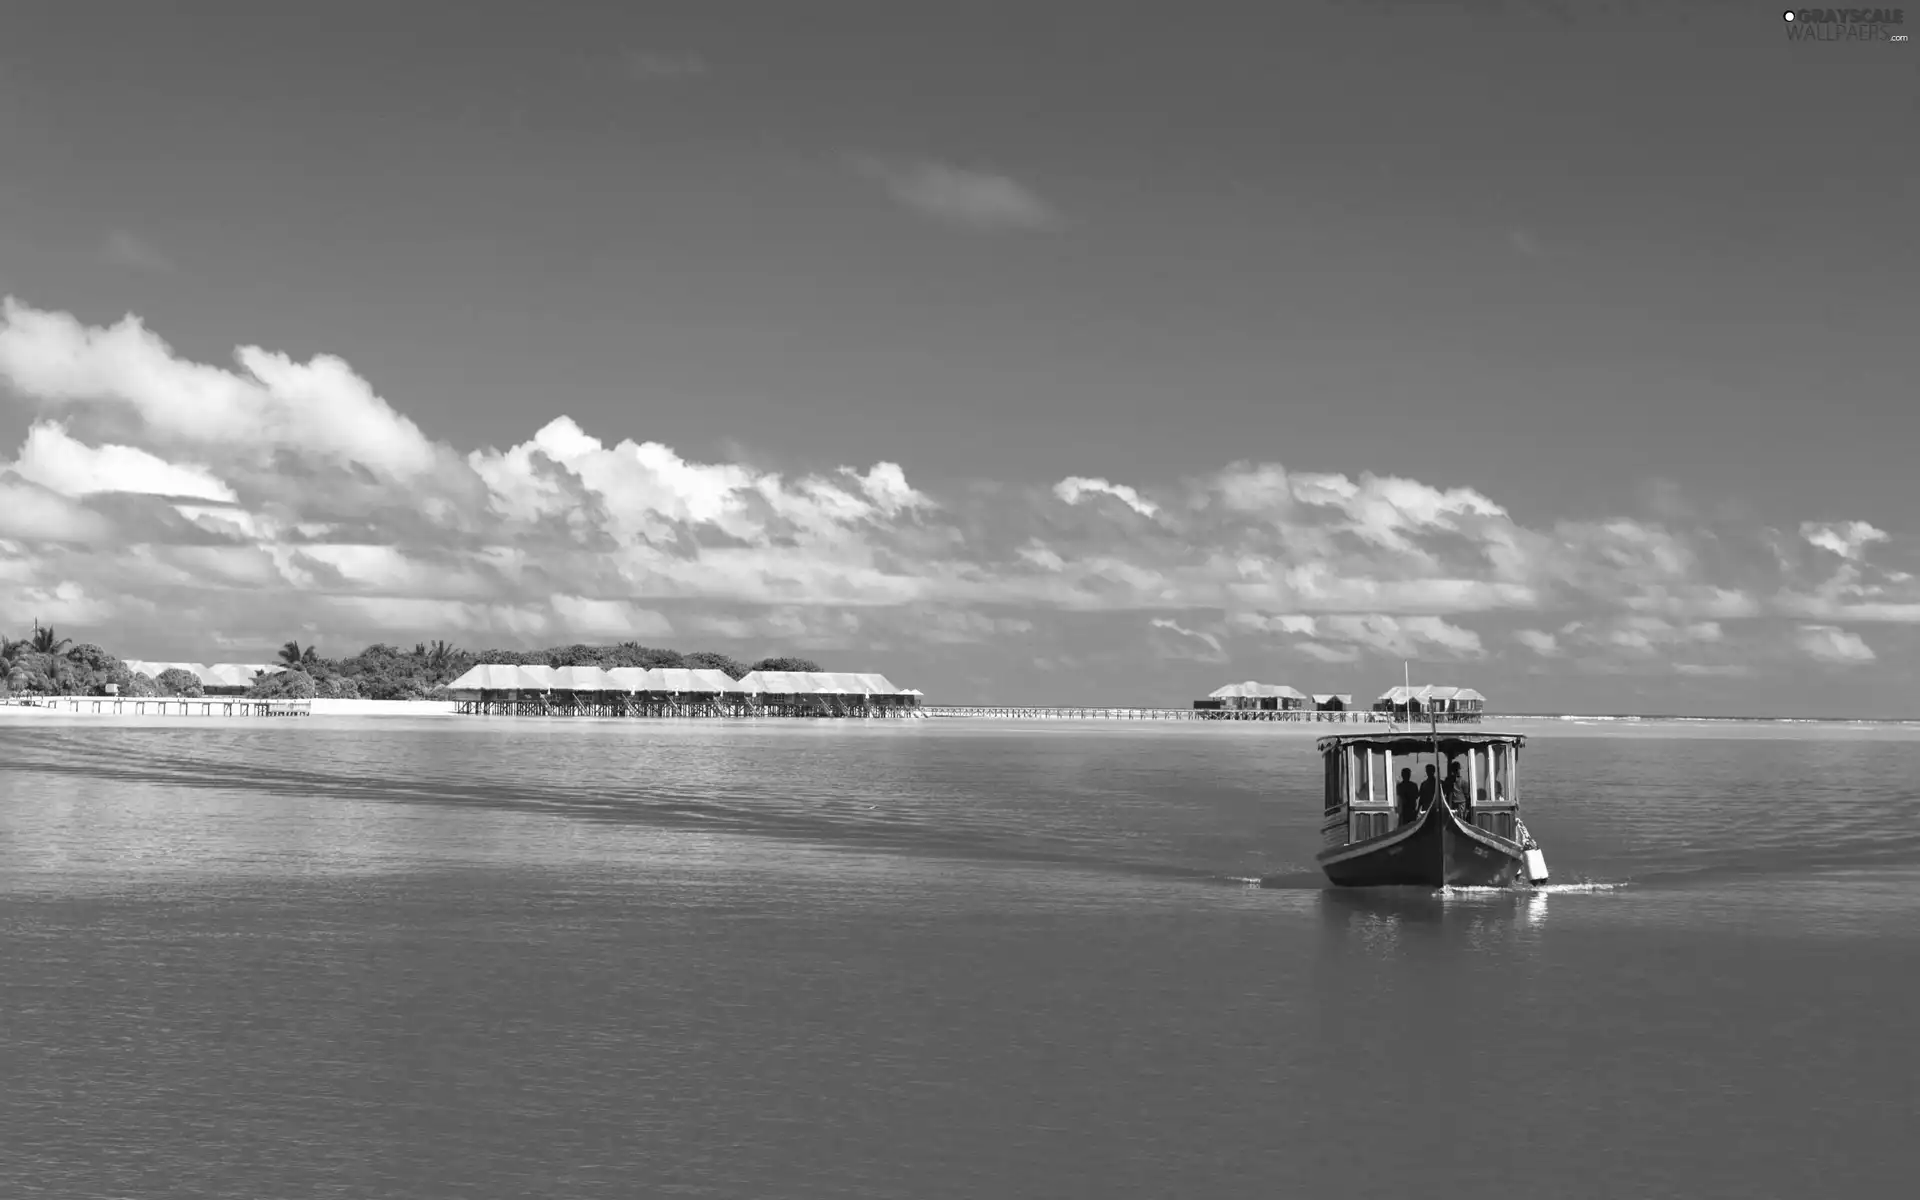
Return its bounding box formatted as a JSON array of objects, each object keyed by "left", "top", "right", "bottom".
[{"left": 1314, "top": 730, "right": 1548, "bottom": 888}]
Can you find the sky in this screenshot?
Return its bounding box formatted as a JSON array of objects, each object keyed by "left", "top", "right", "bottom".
[{"left": 0, "top": 0, "right": 1915, "bottom": 715}]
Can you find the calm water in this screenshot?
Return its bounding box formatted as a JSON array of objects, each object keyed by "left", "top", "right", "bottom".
[{"left": 3, "top": 718, "right": 1917, "bottom": 1198}]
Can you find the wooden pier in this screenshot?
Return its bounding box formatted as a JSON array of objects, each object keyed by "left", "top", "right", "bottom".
[
  {"left": 922, "top": 706, "right": 1482, "bottom": 723},
  {"left": 6, "top": 696, "right": 312, "bottom": 717},
  {"left": 925, "top": 705, "right": 1199, "bottom": 720}
]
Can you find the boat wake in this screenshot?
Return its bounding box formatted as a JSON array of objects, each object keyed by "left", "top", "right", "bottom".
[{"left": 1527, "top": 880, "right": 1628, "bottom": 894}]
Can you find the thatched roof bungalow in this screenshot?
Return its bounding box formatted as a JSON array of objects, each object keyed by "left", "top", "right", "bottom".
[
  {"left": 444, "top": 665, "right": 921, "bottom": 711},
  {"left": 448, "top": 665, "right": 757, "bottom": 696},
  {"left": 1195, "top": 681, "right": 1308, "bottom": 711},
  {"left": 1372, "top": 685, "right": 1487, "bottom": 719},
  {"left": 447, "top": 664, "right": 556, "bottom": 693},
  {"left": 736, "top": 671, "right": 918, "bottom": 708},
  {"left": 1312, "top": 693, "right": 1354, "bottom": 712}
]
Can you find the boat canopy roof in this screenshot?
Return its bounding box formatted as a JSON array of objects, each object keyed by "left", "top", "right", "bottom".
[{"left": 1316, "top": 731, "right": 1525, "bottom": 755}]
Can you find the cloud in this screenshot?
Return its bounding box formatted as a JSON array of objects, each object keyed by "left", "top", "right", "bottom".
[
  {"left": 1054, "top": 475, "right": 1158, "bottom": 517},
  {"left": 0, "top": 297, "right": 440, "bottom": 478},
  {"left": 1775, "top": 520, "right": 1920, "bottom": 623},
  {"left": 1794, "top": 624, "right": 1875, "bottom": 665},
  {"left": 1513, "top": 629, "right": 1561, "bottom": 656},
  {"left": 12, "top": 421, "right": 236, "bottom": 502},
  {"left": 0, "top": 475, "right": 118, "bottom": 543},
  {"left": 1802, "top": 520, "right": 1887, "bottom": 561},
  {"left": 1672, "top": 662, "right": 1754, "bottom": 678},
  {"left": 1232, "top": 612, "right": 1483, "bottom": 661},
  {"left": 854, "top": 158, "right": 1060, "bottom": 231},
  {"left": 1148, "top": 617, "right": 1225, "bottom": 660},
  {"left": 101, "top": 231, "right": 172, "bottom": 272},
  {"left": 2, "top": 295, "right": 1918, "bottom": 691}
]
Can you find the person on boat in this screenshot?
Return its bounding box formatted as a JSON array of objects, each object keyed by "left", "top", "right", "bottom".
[
  {"left": 1443, "top": 759, "right": 1467, "bottom": 810},
  {"left": 1417, "top": 764, "right": 1439, "bottom": 812},
  {"left": 1395, "top": 767, "right": 1419, "bottom": 824}
]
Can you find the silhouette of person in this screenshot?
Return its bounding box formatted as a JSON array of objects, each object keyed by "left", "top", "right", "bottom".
[
  {"left": 1418, "top": 764, "right": 1438, "bottom": 812},
  {"left": 1395, "top": 767, "right": 1419, "bottom": 825}
]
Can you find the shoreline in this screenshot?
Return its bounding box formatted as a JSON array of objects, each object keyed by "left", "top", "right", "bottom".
[{"left": 2, "top": 698, "right": 1917, "bottom": 738}]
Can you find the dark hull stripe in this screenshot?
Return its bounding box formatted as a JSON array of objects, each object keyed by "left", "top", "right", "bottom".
[{"left": 1316, "top": 803, "right": 1525, "bottom": 888}]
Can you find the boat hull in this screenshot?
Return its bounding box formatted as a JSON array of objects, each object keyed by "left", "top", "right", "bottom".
[{"left": 1316, "top": 803, "right": 1526, "bottom": 888}]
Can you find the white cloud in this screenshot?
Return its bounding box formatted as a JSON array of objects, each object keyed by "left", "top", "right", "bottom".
[
  {"left": 1775, "top": 525, "right": 1920, "bottom": 623},
  {"left": 1673, "top": 662, "right": 1754, "bottom": 678},
  {"left": 1054, "top": 475, "right": 1158, "bottom": 517},
  {"left": 1, "top": 295, "right": 1917, "bottom": 689},
  {"left": 11, "top": 422, "right": 237, "bottom": 502},
  {"left": 1149, "top": 617, "right": 1224, "bottom": 657},
  {"left": 549, "top": 595, "right": 676, "bottom": 640},
  {"left": 0, "top": 475, "right": 117, "bottom": 543},
  {"left": 4, "top": 580, "right": 124, "bottom": 627},
  {"left": 1233, "top": 611, "right": 1482, "bottom": 660},
  {"left": 0, "top": 297, "right": 440, "bottom": 477},
  {"left": 1794, "top": 624, "right": 1875, "bottom": 664},
  {"left": 856, "top": 158, "right": 1060, "bottom": 231},
  {"left": 1802, "top": 520, "right": 1888, "bottom": 561},
  {"left": 1513, "top": 629, "right": 1561, "bottom": 656}
]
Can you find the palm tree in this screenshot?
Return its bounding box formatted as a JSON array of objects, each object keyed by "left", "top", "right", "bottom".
[
  {"left": 1, "top": 637, "right": 28, "bottom": 692},
  {"left": 28, "top": 622, "right": 70, "bottom": 656},
  {"left": 278, "top": 640, "right": 307, "bottom": 668},
  {"left": 426, "top": 640, "right": 456, "bottom": 670}
]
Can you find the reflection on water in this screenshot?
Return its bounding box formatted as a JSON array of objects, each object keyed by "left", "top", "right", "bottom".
[{"left": 3, "top": 720, "right": 1920, "bottom": 1198}]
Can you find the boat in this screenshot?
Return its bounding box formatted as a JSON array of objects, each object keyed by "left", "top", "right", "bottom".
[{"left": 1313, "top": 729, "right": 1549, "bottom": 888}]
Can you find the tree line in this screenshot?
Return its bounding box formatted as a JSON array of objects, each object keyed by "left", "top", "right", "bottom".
[{"left": 1, "top": 622, "right": 823, "bottom": 701}]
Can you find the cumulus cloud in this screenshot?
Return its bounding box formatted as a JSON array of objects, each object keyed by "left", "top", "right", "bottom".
[
  {"left": 1775, "top": 520, "right": 1920, "bottom": 623},
  {"left": 1802, "top": 521, "right": 1888, "bottom": 561},
  {"left": 0, "top": 297, "right": 440, "bottom": 478},
  {"left": 1794, "top": 624, "right": 1875, "bottom": 664},
  {"left": 12, "top": 422, "right": 236, "bottom": 502},
  {"left": 854, "top": 158, "right": 1060, "bottom": 231},
  {"left": 1, "top": 295, "right": 1917, "bottom": 687}
]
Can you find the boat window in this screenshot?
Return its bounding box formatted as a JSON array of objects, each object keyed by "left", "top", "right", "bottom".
[
  {"left": 1473, "top": 811, "right": 1517, "bottom": 841},
  {"left": 1324, "top": 750, "right": 1342, "bottom": 815},
  {"left": 1350, "top": 811, "right": 1390, "bottom": 841}
]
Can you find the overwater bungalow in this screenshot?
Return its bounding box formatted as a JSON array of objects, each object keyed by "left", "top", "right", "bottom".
[
  {"left": 444, "top": 665, "right": 923, "bottom": 718},
  {"left": 735, "top": 671, "right": 920, "bottom": 718},
  {"left": 1194, "top": 681, "right": 1308, "bottom": 714},
  {"left": 1312, "top": 693, "right": 1354, "bottom": 712},
  {"left": 1371, "top": 685, "right": 1487, "bottom": 723}
]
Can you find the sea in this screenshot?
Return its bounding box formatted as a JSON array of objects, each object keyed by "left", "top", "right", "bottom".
[{"left": 2, "top": 716, "right": 1917, "bottom": 1198}]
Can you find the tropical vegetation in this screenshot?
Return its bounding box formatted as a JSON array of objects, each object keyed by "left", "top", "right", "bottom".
[{"left": 0, "top": 623, "right": 824, "bottom": 701}]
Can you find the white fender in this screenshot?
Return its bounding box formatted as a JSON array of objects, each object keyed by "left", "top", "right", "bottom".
[{"left": 1524, "top": 847, "right": 1550, "bottom": 885}]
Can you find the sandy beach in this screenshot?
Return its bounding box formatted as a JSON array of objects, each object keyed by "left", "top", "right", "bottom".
[{"left": 0, "top": 698, "right": 461, "bottom": 720}]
